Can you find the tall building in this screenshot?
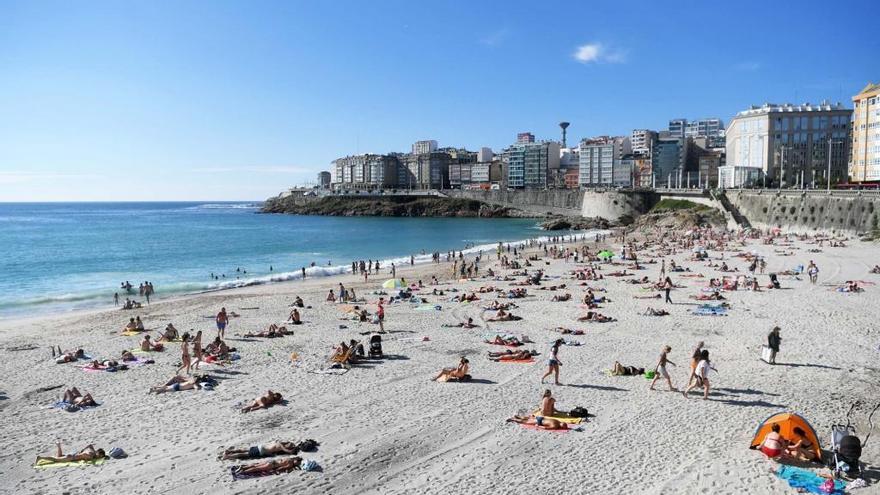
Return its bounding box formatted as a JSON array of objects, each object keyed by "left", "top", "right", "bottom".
[
  {"left": 631, "top": 129, "right": 657, "bottom": 156},
  {"left": 725, "top": 101, "right": 851, "bottom": 187},
  {"left": 668, "top": 119, "right": 687, "bottom": 138},
  {"left": 851, "top": 82, "right": 880, "bottom": 182},
  {"left": 317, "top": 171, "right": 331, "bottom": 189},
  {"left": 412, "top": 140, "right": 438, "bottom": 154},
  {"left": 331, "top": 154, "right": 400, "bottom": 190},
  {"left": 685, "top": 118, "right": 726, "bottom": 148},
  {"left": 652, "top": 136, "right": 686, "bottom": 187},
  {"left": 516, "top": 132, "right": 535, "bottom": 144},
  {"left": 578, "top": 136, "right": 632, "bottom": 187},
  {"left": 477, "top": 147, "right": 494, "bottom": 163},
  {"left": 443, "top": 148, "right": 478, "bottom": 188},
  {"left": 503, "top": 141, "right": 560, "bottom": 188},
  {"left": 399, "top": 151, "right": 451, "bottom": 189}
]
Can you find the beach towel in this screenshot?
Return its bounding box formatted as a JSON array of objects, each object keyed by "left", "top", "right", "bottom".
[
  {"left": 691, "top": 308, "right": 727, "bottom": 316},
  {"left": 531, "top": 411, "right": 585, "bottom": 424},
  {"left": 496, "top": 358, "right": 535, "bottom": 364},
  {"left": 518, "top": 423, "right": 573, "bottom": 433},
  {"left": 34, "top": 458, "right": 105, "bottom": 469},
  {"left": 414, "top": 305, "right": 441, "bottom": 311},
  {"left": 120, "top": 330, "right": 143, "bottom": 337},
  {"left": 774, "top": 465, "right": 845, "bottom": 494}
]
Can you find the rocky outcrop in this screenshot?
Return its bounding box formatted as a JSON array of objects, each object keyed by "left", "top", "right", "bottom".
[
  {"left": 261, "top": 195, "right": 533, "bottom": 218},
  {"left": 540, "top": 216, "right": 615, "bottom": 231}
]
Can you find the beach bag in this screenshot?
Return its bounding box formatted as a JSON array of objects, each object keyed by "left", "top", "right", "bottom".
[
  {"left": 760, "top": 345, "right": 772, "bottom": 363},
  {"left": 298, "top": 439, "right": 319, "bottom": 452},
  {"left": 569, "top": 407, "right": 589, "bottom": 418},
  {"left": 109, "top": 447, "right": 128, "bottom": 459},
  {"left": 644, "top": 370, "right": 656, "bottom": 379}
]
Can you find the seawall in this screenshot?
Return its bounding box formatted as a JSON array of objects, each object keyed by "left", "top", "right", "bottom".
[
  {"left": 443, "top": 189, "right": 585, "bottom": 216},
  {"left": 725, "top": 190, "right": 880, "bottom": 233}
]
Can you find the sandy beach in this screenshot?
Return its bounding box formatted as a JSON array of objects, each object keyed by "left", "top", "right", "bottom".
[{"left": 2, "top": 229, "right": 879, "bottom": 494}]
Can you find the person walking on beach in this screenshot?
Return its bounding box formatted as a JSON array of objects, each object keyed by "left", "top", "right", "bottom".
[
  {"left": 376, "top": 298, "right": 385, "bottom": 333},
  {"left": 649, "top": 345, "right": 677, "bottom": 391},
  {"left": 685, "top": 341, "right": 704, "bottom": 389},
  {"left": 663, "top": 277, "right": 673, "bottom": 304},
  {"left": 301, "top": 267, "right": 306, "bottom": 279},
  {"left": 541, "top": 339, "right": 563, "bottom": 385},
  {"left": 216, "top": 307, "right": 228, "bottom": 340},
  {"left": 682, "top": 349, "right": 712, "bottom": 400},
  {"left": 191, "top": 330, "right": 203, "bottom": 370},
  {"left": 660, "top": 259, "right": 666, "bottom": 278},
  {"left": 767, "top": 326, "right": 781, "bottom": 365},
  {"left": 113, "top": 292, "right": 119, "bottom": 306},
  {"left": 807, "top": 260, "right": 819, "bottom": 284},
  {"left": 177, "top": 340, "right": 191, "bottom": 375}
]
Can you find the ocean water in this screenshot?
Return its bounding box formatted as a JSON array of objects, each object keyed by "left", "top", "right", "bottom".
[{"left": 0, "top": 202, "right": 546, "bottom": 319}]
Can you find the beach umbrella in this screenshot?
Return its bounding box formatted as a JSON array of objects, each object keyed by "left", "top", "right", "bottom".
[
  {"left": 382, "top": 279, "right": 404, "bottom": 289},
  {"left": 597, "top": 250, "right": 614, "bottom": 259}
]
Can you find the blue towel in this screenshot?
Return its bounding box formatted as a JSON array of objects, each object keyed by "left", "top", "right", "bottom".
[{"left": 775, "top": 465, "right": 845, "bottom": 494}]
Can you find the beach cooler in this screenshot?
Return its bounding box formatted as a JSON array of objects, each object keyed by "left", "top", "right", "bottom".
[{"left": 760, "top": 345, "right": 772, "bottom": 363}]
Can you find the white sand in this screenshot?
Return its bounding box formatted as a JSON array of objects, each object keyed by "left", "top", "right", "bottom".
[{"left": 1, "top": 230, "right": 879, "bottom": 494}]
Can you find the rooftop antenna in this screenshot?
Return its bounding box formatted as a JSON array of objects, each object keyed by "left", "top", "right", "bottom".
[{"left": 559, "top": 122, "right": 570, "bottom": 148}]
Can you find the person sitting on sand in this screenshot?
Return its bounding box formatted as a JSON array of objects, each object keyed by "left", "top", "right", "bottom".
[
  {"left": 871, "top": 265, "right": 880, "bottom": 274},
  {"left": 759, "top": 423, "right": 786, "bottom": 459},
  {"left": 539, "top": 389, "right": 558, "bottom": 416},
  {"left": 158, "top": 324, "right": 179, "bottom": 342},
  {"left": 241, "top": 390, "right": 283, "bottom": 413},
  {"left": 488, "top": 349, "right": 537, "bottom": 361},
  {"left": 139, "top": 335, "right": 164, "bottom": 352},
  {"left": 610, "top": 361, "right": 645, "bottom": 376},
  {"left": 54, "top": 348, "right": 86, "bottom": 363},
  {"left": 121, "top": 349, "right": 136, "bottom": 361},
  {"left": 506, "top": 414, "right": 567, "bottom": 430},
  {"left": 433, "top": 357, "right": 469, "bottom": 382},
  {"left": 36, "top": 442, "right": 106, "bottom": 464},
  {"left": 291, "top": 296, "right": 305, "bottom": 308},
  {"left": 288, "top": 308, "right": 302, "bottom": 325},
  {"left": 204, "top": 337, "right": 232, "bottom": 359},
  {"left": 221, "top": 441, "right": 299, "bottom": 460},
  {"left": 62, "top": 387, "right": 97, "bottom": 407},
  {"left": 326, "top": 290, "right": 336, "bottom": 302},
  {"left": 135, "top": 316, "right": 145, "bottom": 331},
  {"left": 577, "top": 311, "right": 614, "bottom": 323},
  {"left": 785, "top": 427, "right": 817, "bottom": 461},
  {"left": 230, "top": 457, "right": 302, "bottom": 477},
  {"left": 123, "top": 318, "right": 139, "bottom": 333}
]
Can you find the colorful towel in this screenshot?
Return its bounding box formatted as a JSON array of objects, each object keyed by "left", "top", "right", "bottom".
[
  {"left": 496, "top": 358, "right": 535, "bottom": 364},
  {"left": 34, "top": 458, "right": 105, "bottom": 469},
  {"left": 774, "top": 465, "right": 845, "bottom": 494},
  {"left": 120, "top": 330, "right": 143, "bottom": 337},
  {"left": 532, "top": 410, "right": 585, "bottom": 424},
  {"left": 519, "top": 423, "right": 572, "bottom": 433}
]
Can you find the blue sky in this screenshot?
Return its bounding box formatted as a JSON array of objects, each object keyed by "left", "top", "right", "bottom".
[{"left": 1, "top": 0, "right": 877, "bottom": 201}]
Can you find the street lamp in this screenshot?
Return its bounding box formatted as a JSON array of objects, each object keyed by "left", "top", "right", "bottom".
[{"left": 826, "top": 138, "right": 842, "bottom": 192}]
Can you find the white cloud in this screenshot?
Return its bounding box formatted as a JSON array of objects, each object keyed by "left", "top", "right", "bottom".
[{"left": 573, "top": 43, "right": 626, "bottom": 64}]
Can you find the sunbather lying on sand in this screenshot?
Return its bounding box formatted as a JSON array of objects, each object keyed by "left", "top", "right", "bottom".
[
  {"left": 452, "top": 292, "right": 480, "bottom": 302},
  {"left": 230, "top": 457, "right": 301, "bottom": 477},
  {"left": 691, "top": 292, "right": 725, "bottom": 301},
  {"left": 221, "top": 441, "right": 299, "bottom": 460},
  {"left": 577, "top": 311, "right": 615, "bottom": 323},
  {"left": 643, "top": 307, "right": 669, "bottom": 316},
  {"left": 36, "top": 442, "right": 106, "bottom": 464},
  {"left": 551, "top": 327, "right": 584, "bottom": 335},
  {"left": 633, "top": 294, "right": 662, "bottom": 299},
  {"left": 121, "top": 350, "right": 136, "bottom": 361},
  {"left": 487, "top": 309, "right": 521, "bottom": 321},
  {"left": 442, "top": 318, "right": 479, "bottom": 328},
  {"left": 611, "top": 361, "right": 645, "bottom": 376},
  {"left": 484, "top": 300, "right": 516, "bottom": 310},
  {"left": 488, "top": 335, "right": 521, "bottom": 346},
  {"left": 433, "top": 357, "right": 469, "bottom": 382},
  {"left": 62, "top": 387, "right": 97, "bottom": 407},
  {"left": 54, "top": 348, "right": 86, "bottom": 363},
  {"left": 150, "top": 376, "right": 204, "bottom": 394},
  {"left": 243, "top": 324, "right": 291, "bottom": 338},
  {"left": 506, "top": 415, "right": 567, "bottom": 430},
  {"left": 488, "top": 349, "right": 537, "bottom": 361},
  {"left": 551, "top": 293, "right": 571, "bottom": 302},
  {"left": 241, "top": 391, "right": 283, "bottom": 413}
]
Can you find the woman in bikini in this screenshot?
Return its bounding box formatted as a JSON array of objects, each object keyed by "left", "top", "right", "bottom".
[
  {"left": 62, "top": 387, "right": 97, "bottom": 407},
  {"left": 759, "top": 423, "right": 785, "bottom": 459},
  {"left": 177, "top": 340, "right": 191, "bottom": 376},
  {"left": 541, "top": 339, "right": 563, "bottom": 385},
  {"left": 36, "top": 442, "right": 106, "bottom": 464},
  {"left": 230, "top": 456, "right": 301, "bottom": 476},
  {"left": 433, "top": 357, "right": 469, "bottom": 382},
  {"left": 785, "top": 427, "right": 816, "bottom": 461},
  {"left": 191, "top": 330, "right": 203, "bottom": 370}
]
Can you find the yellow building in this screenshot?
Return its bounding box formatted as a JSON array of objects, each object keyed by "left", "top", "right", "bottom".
[{"left": 851, "top": 82, "right": 880, "bottom": 182}]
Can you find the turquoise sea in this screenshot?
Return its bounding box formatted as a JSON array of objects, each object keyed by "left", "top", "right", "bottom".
[{"left": 0, "top": 202, "right": 544, "bottom": 319}]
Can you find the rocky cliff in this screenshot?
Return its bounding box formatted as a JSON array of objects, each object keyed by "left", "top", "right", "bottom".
[{"left": 261, "top": 195, "right": 532, "bottom": 218}]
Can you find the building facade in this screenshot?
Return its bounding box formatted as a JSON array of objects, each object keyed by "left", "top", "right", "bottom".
[
  {"left": 412, "top": 140, "right": 438, "bottom": 154},
  {"left": 332, "top": 154, "right": 400, "bottom": 190},
  {"left": 317, "top": 171, "right": 331, "bottom": 189},
  {"left": 578, "top": 136, "right": 632, "bottom": 187},
  {"left": 851, "top": 82, "right": 880, "bottom": 182},
  {"left": 726, "top": 102, "right": 851, "bottom": 187},
  {"left": 652, "top": 136, "right": 686, "bottom": 187},
  {"left": 631, "top": 129, "right": 657, "bottom": 156},
  {"left": 668, "top": 119, "right": 687, "bottom": 138},
  {"left": 516, "top": 132, "right": 535, "bottom": 144},
  {"left": 504, "top": 141, "right": 560, "bottom": 189}
]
